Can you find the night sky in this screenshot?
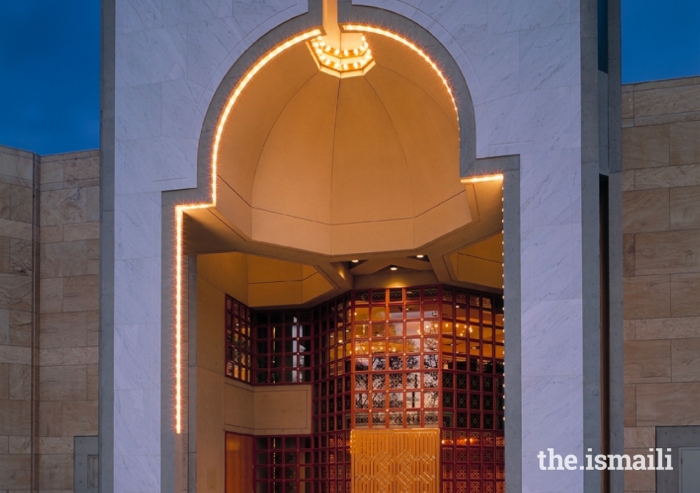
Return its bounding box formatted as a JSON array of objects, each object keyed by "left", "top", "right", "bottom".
[
  {"left": 0, "top": 1, "right": 698, "bottom": 155},
  {"left": 0, "top": 3, "right": 100, "bottom": 155}
]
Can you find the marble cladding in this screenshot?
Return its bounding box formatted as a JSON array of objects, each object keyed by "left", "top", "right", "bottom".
[
  {"left": 622, "top": 77, "right": 700, "bottom": 492},
  {"left": 111, "top": 1, "right": 308, "bottom": 487},
  {"left": 0, "top": 147, "right": 99, "bottom": 493},
  {"left": 111, "top": 0, "right": 589, "bottom": 492}
]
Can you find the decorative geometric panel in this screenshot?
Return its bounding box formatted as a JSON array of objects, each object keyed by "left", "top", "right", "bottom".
[
  {"left": 235, "top": 285, "right": 504, "bottom": 493},
  {"left": 351, "top": 429, "right": 440, "bottom": 493}
]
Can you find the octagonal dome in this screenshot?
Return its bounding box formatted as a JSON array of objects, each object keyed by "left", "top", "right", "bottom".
[{"left": 215, "top": 30, "right": 470, "bottom": 256}]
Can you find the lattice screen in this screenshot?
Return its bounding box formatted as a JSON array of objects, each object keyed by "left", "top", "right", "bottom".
[
  {"left": 351, "top": 429, "right": 440, "bottom": 493},
  {"left": 231, "top": 286, "right": 504, "bottom": 493}
]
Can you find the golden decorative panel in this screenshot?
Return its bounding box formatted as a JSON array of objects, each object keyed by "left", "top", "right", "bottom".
[{"left": 351, "top": 429, "right": 440, "bottom": 493}]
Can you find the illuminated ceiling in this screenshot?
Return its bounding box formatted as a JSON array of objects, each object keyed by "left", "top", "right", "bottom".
[
  {"left": 184, "top": 24, "right": 503, "bottom": 306},
  {"left": 209, "top": 27, "right": 465, "bottom": 256},
  {"left": 186, "top": 176, "right": 503, "bottom": 306}
]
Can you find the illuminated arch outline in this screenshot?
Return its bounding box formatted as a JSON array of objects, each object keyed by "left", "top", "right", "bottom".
[{"left": 173, "top": 25, "right": 462, "bottom": 434}]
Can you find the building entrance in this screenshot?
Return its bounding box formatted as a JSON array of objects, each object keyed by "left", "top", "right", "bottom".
[
  {"left": 222, "top": 285, "right": 504, "bottom": 493},
  {"left": 186, "top": 3, "right": 506, "bottom": 490}
]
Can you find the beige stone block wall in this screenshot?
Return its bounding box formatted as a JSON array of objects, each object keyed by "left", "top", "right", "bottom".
[
  {"left": 0, "top": 146, "right": 36, "bottom": 493},
  {"left": 37, "top": 150, "right": 100, "bottom": 493},
  {"left": 623, "top": 76, "right": 700, "bottom": 492},
  {"left": 195, "top": 255, "right": 313, "bottom": 493}
]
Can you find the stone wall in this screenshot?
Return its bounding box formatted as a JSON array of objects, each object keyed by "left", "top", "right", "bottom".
[
  {"left": 622, "top": 76, "right": 700, "bottom": 492},
  {"left": 0, "top": 146, "right": 99, "bottom": 493},
  {"left": 38, "top": 150, "right": 100, "bottom": 493},
  {"left": 0, "top": 145, "right": 35, "bottom": 493},
  {"left": 194, "top": 253, "right": 313, "bottom": 493}
]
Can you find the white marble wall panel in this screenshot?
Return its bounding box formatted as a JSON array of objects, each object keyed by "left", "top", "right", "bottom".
[
  {"left": 519, "top": 24, "right": 575, "bottom": 91},
  {"left": 161, "top": 79, "right": 206, "bottom": 139},
  {"left": 111, "top": 0, "right": 593, "bottom": 491},
  {"left": 488, "top": 0, "right": 573, "bottom": 33},
  {"left": 356, "top": 0, "right": 581, "bottom": 155},
  {"left": 113, "top": 257, "right": 161, "bottom": 327},
  {"left": 521, "top": 224, "right": 582, "bottom": 301},
  {"left": 356, "top": 1, "right": 587, "bottom": 492},
  {"left": 116, "top": 26, "right": 188, "bottom": 88},
  {"left": 162, "top": 0, "right": 234, "bottom": 25},
  {"left": 114, "top": 453, "right": 160, "bottom": 493},
  {"left": 521, "top": 374, "right": 584, "bottom": 491},
  {"left": 112, "top": 2, "right": 307, "bottom": 492},
  {"left": 115, "top": 389, "right": 161, "bottom": 457},
  {"left": 116, "top": 0, "right": 162, "bottom": 34},
  {"left": 114, "top": 194, "right": 162, "bottom": 260},
  {"left": 113, "top": 389, "right": 160, "bottom": 490},
  {"left": 234, "top": 0, "right": 303, "bottom": 28},
  {"left": 112, "top": 257, "right": 163, "bottom": 490},
  {"left": 188, "top": 2, "right": 308, "bottom": 139},
  {"left": 520, "top": 149, "right": 582, "bottom": 227},
  {"left": 115, "top": 138, "right": 194, "bottom": 194},
  {"left": 487, "top": 88, "right": 577, "bottom": 152},
  {"left": 517, "top": 143, "right": 584, "bottom": 492},
  {"left": 117, "top": 83, "right": 162, "bottom": 141},
  {"left": 114, "top": 324, "right": 161, "bottom": 391},
  {"left": 185, "top": 17, "right": 247, "bottom": 88},
  {"left": 464, "top": 32, "right": 519, "bottom": 104},
  {"left": 522, "top": 300, "right": 583, "bottom": 374}
]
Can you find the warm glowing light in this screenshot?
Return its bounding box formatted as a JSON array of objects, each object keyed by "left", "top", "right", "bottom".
[
  {"left": 173, "top": 29, "right": 321, "bottom": 434},
  {"left": 390, "top": 265, "right": 398, "bottom": 271},
  {"left": 211, "top": 29, "right": 322, "bottom": 207},
  {"left": 343, "top": 25, "right": 457, "bottom": 115},
  {"left": 455, "top": 436, "right": 479, "bottom": 446},
  {"left": 174, "top": 203, "right": 210, "bottom": 433},
  {"left": 173, "top": 24, "right": 461, "bottom": 436},
  {"left": 352, "top": 259, "right": 359, "bottom": 263},
  {"left": 461, "top": 173, "right": 504, "bottom": 184},
  {"left": 308, "top": 34, "right": 375, "bottom": 78},
  {"left": 416, "top": 254, "right": 425, "bottom": 259}
]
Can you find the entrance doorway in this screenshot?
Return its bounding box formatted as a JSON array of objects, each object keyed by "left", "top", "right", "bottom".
[
  {"left": 185, "top": 5, "right": 506, "bottom": 492},
  {"left": 220, "top": 285, "right": 504, "bottom": 493},
  {"left": 225, "top": 433, "right": 254, "bottom": 493}
]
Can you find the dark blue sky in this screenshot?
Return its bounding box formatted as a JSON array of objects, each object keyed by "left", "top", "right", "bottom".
[
  {"left": 0, "top": 2, "right": 100, "bottom": 156},
  {"left": 622, "top": 0, "right": 700, "bottom": 83},
  {"left": 0, "top": 1, "right": 698, "bottom": 155}
]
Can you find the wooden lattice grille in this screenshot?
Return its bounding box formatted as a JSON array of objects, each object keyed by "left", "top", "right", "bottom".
[
  {"left": 351, "top": 429, "right": 440, "bottom": 493},
  {"left": 233, "top": 286, "right": 504, "bottom": 493}
]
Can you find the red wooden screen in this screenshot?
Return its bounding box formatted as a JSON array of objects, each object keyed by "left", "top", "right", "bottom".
[{"left": 225, "top": 285, "right": 504, "bottom": 493}]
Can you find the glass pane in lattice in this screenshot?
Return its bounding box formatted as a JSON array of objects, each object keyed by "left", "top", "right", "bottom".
[
  {"left": 371, "top": 412, "right": 385, "bottom": 427},
  {"left": 389, "top": 374, "right": 403, "bottom": 388},
  {"left": 424, "top": 392, "right": 439, "bottom": 408},
  {"left": 372, "top": 393, "right": 386, "bottom": 409},
  {"left": 406, "top": 392, "right": 421, "bottom": 409},
  {"left": 389, "top": 412, "right": 403, "bottom": 428},
  {"left": 372, "top": 374, "right": 386, "bottom": 390},
  {"left": 406, "top": 412, "right": 420, "bottom": 427},
  {"left": 389, "top": 393, "right": 403, "bottom": 408}
]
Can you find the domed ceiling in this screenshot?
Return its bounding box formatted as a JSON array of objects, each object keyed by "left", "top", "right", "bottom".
[{"left": 215, "top": 30, "right": 470, "bottom": 256}]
